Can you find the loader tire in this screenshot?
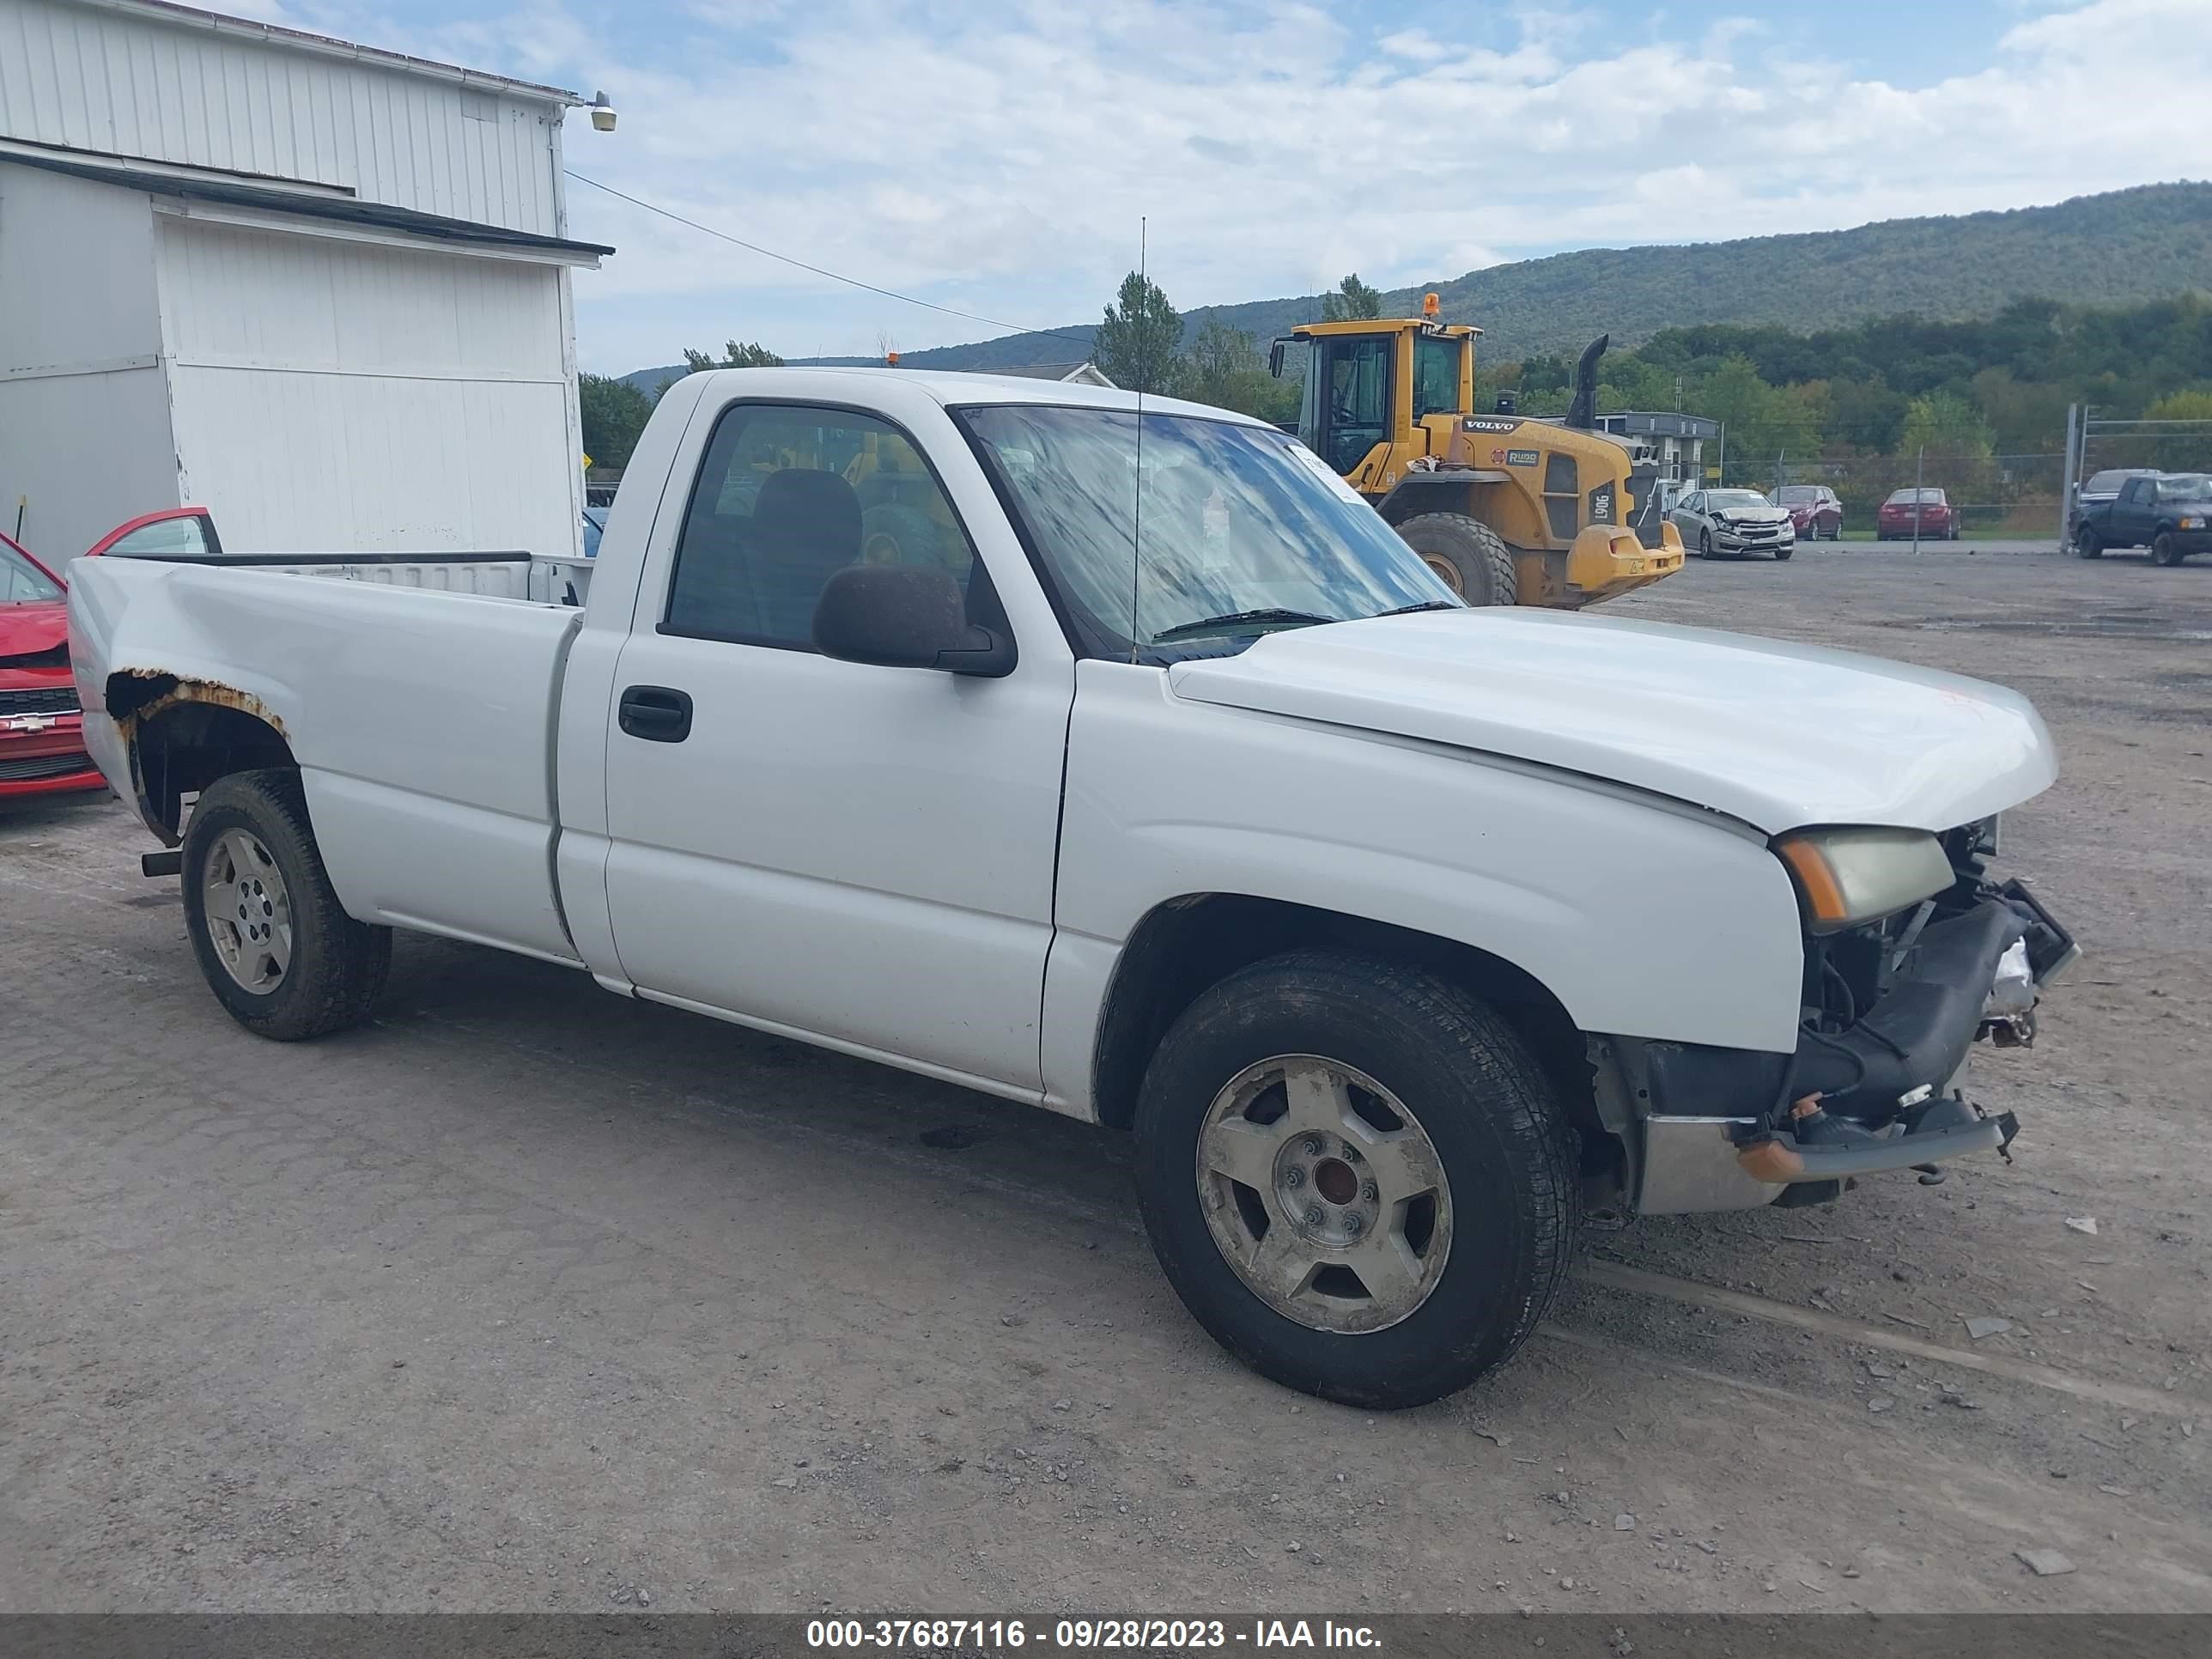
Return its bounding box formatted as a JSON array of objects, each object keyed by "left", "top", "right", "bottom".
[
  {"left": 181, "top": 769, "right": 392, "bottom": 1041},
  {"left": 1395, "top": 513, "right": 1519, "bottom": 606}
]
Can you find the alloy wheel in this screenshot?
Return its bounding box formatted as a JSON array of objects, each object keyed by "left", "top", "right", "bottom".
[
  {"left": 202, "top": 829, "right": 293, "bottom": 992},
  {"left": 1194, "top": 1054, "right": 1453, "bottom": 1334}
]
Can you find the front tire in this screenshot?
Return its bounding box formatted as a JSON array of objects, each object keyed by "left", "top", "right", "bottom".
[
  {"left": 2075, "top": 526, "right": 2104, "bottom": 560},
  {"left": 1698, "top": 529, "right": 1712, "bottom": 559},
  {"left": 1133, "top": 951, "right": 1579, "bottom": 1409},
  {"left": 1395, "top": 513, "right": 1518, "bottom": 605},
  {"left": 2153, "top": 532, "right": 2186, "bottom": 567},
  {"left": 1774, "top": 542, "right": 1795, "bottom": 562},
  {"left": 181, "top": 769, "right": 392, "bottom": 1040}
]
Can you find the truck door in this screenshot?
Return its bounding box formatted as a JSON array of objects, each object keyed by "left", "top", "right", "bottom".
[
  {"left": 598, "top": 398, "right": 1070, "bottom": 1094},
  {"left": 2116, "top": 476, "right": 2154, "bottom": 544}
]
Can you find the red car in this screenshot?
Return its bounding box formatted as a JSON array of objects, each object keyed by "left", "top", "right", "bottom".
[
  {"left": 82, "top": 504, "right": 224, "bottom": 560},
  {"left": 1876, "top": 487, "right": 1960, "bottom": 541},
  {"left": 1772, "top": 484, "right": 1844, "bottom": 540},
  {"left": 0, "top": 532, "right": 107, "bottom": 801}
]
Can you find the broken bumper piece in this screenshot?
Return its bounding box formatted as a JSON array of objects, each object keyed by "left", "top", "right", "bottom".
[
  {"left": 1735, "top": 1092, "right": 2021, "bottom": 1185},
  {"left": 1626, "top": 888, "right": 2073, "bottom": 1215}
]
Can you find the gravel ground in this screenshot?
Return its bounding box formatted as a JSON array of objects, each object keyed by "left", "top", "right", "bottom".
[{"left": 1, "top": 543, "right": 2206, "bottom": 1615}]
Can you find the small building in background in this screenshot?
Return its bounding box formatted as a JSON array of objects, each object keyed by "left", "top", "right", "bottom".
[
  {"left": 0, "top": 0, "right": 612, "bottom": 563},
  {"left": 1595, "top": 411, "right": 1722, "bottom": 483},
  {"left": 977, "top": 362, "right": 1118, "bottom": 389}
]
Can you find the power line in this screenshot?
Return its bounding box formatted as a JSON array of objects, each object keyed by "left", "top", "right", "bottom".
[{"left": 564, "top": 169, "right": 1094, "bottom": 350}]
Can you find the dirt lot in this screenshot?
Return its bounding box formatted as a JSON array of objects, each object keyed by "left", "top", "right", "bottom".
[{"left": 2, "top": 544, "right": 2207, "bottom": 1617}]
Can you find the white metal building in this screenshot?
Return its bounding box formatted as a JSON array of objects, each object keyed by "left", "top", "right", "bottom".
[{"left": 0, "top": 0, "right": 611, "bottom": 565}]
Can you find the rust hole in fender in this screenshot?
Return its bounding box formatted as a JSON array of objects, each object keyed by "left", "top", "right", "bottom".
[{"left": 106, "top": 671, "right": 286, "bottom": 739}]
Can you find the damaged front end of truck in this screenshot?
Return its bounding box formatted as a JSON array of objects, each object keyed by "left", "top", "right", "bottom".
[{"left": 1598, "top": 816, "right": 2078, "bottom": 1215}]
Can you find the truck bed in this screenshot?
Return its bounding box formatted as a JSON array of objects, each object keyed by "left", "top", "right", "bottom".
[{"left": 70, "top": 556, "right": 586, "bottom": 962}]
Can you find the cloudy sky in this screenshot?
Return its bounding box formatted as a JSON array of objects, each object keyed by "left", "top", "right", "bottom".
[{"left": 250, "top": 0, "right": 2212, "bottom": 373}]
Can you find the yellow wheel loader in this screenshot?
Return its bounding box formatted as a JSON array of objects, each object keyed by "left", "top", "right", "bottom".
[{"left": 1269, "top": 299, "right": 1683, "bottom": 608}]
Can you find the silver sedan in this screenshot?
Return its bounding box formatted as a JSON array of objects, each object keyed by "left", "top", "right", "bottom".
[{"left": 1669, "top": 489, "right": 1797, "bottom": 560}]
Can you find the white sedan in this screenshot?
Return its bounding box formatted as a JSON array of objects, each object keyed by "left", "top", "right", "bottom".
[{"left": 1669, "top": 489, "right": 1796, "bottom": 560}]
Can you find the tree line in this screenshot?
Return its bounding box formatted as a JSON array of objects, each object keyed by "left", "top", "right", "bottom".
[{"left": 580, "top": 286, "right": 2212, "bottom": 480}]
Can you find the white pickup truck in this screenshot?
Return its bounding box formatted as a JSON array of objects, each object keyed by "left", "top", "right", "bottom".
[{"left": 69, "top": 368, "right": 2076, "bottom": 1408}]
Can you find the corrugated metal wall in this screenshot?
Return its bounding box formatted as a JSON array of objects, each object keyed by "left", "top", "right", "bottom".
[
  {"left": 157, "top": 215, "right": 575, "bottom": 556},
  {"left": 0, "top": 165, "right": 179, "bottom": 562},
  {"left": 0, "top": 0, "right": 562, "bottom": 234}
]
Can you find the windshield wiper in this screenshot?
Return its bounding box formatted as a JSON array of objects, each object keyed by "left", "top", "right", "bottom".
[
  {"left": 1370, "top": 599, "right": 1461, "bottom": 618},
  {"left": 1152, "top": 607, "right": 1340, "bottom": 642}
]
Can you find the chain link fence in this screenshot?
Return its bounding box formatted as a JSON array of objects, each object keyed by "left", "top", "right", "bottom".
[
  {"left": 2076, "top": 416, "right": 2212, "bottom": 475},
  {"left": 1771, "top": 451, "right": 2068, "bottom": 539}
]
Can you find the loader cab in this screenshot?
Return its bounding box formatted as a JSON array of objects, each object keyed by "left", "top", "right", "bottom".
[
  {"left": 1267, "top": 303, "right": 1683, "bottom": 611},
  {"left": 1270, "top": 315, "right": 1479, "bottom": 489}
]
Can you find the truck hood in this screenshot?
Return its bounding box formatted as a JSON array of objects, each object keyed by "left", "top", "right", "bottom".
[{"left": 1168, "top": 609, "right": 2057, "bottom": 834}]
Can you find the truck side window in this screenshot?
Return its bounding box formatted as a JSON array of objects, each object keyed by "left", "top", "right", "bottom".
[{"left": 664, "top": 403, "right": 977, "bottom": 648}]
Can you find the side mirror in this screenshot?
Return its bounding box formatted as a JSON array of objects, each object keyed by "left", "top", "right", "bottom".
[
  {"left": 811, "top": 564, "right": 1014, "bottom": 678},
  {"left": 1267, "top": 339, "right": 1285, "bottom": 379}
]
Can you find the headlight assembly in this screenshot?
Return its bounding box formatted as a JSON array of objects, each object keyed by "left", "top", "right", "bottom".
[{"left": 1774, "top": 827, "right": 1956, "bottom": 933}]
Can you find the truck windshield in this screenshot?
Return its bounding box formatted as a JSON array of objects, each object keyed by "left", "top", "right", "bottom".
[{"left": 955, "top": 404, "right": 1456, "bottom": 660}]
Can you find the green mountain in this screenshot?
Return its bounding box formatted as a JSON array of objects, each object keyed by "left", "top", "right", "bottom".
[{"left": 621, "top": 182, "right": 2212, "bottom": 387}]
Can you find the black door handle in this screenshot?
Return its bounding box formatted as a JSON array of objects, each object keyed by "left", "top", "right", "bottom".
[{"left": 619, "top": 684, "right": 692, "bottom": 742}]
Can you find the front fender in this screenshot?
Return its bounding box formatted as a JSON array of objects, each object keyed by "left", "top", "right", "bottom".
[{"left": 1041, "top": 660, "right": 1805, "bottom": 1114}]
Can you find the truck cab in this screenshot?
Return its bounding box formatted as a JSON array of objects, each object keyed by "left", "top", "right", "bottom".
[{"left": 2075, "top": 471, "right": 2212, "bottom": 565}]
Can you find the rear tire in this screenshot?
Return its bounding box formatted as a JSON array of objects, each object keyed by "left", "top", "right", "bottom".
[
  {"left": 1132, "top": 950, "right": 1579, "bottom": 1409},
  {"left": 1395, "top": 513, "right": 1518, "bottom": 606},
  {"left": 181, "top": 769, "right": 391, "bottom": 1041}
]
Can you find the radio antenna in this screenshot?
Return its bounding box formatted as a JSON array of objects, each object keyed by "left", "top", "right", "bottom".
[{"left": 1127, "top": 216, "right": 1146, "bottom": 664}]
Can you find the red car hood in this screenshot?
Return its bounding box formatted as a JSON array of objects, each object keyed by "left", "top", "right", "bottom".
[{"left": 0, "top": 599, "right": 69, "bottom": 668}]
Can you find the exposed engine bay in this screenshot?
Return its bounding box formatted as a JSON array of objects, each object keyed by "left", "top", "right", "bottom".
[{"left": 1601, "top": 816, "right": 2079, "bottom": 1215}]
